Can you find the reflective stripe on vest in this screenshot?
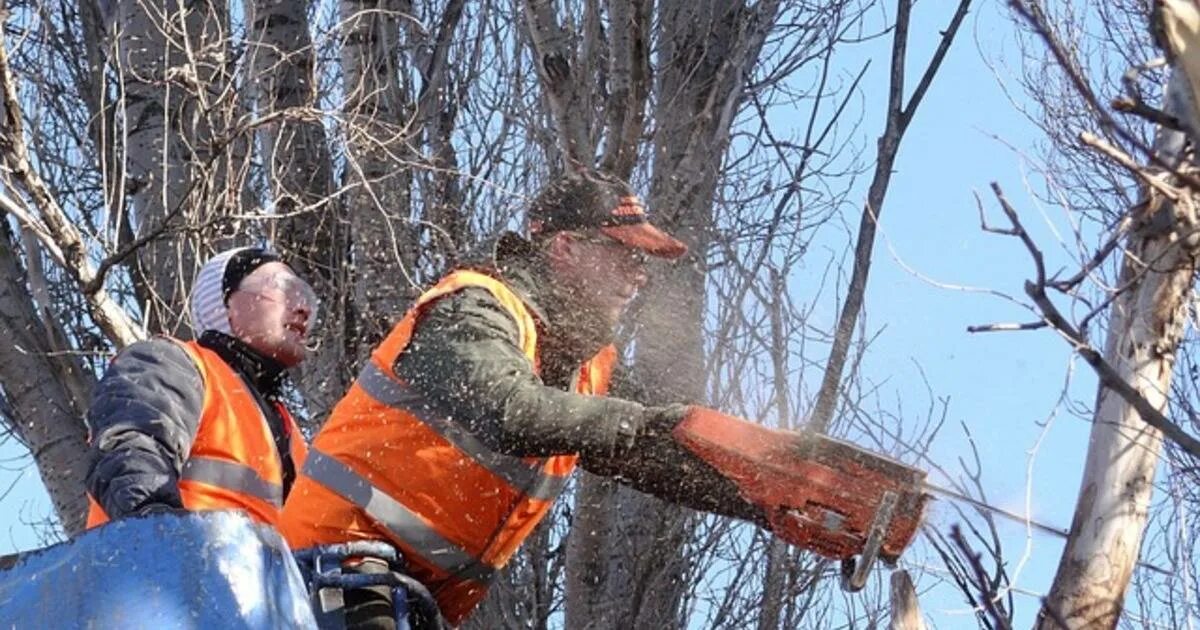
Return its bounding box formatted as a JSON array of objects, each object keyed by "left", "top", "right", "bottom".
[
  {"left": 302, "top": 448, "right": 497, "bottom": 584},
  {"left": 355, "top": 362, "right": 570, "bottom": 502},
  {"left": 180, "top": 456, "right": 284, "bottom": 508}
]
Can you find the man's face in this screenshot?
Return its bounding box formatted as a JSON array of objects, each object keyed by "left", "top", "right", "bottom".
[
  {"left": 548, "top": 231, "right": 649, "bottom": 327},
  {"left": 226, "top": 262, "right": 317, "bottom": 367}
]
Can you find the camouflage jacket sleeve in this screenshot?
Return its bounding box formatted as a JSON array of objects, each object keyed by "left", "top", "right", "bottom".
[
  {"left": 394, "top": 287, "right": 766, "bottom": 526},
  {"left": 393, "top": 287, "right": 648, "bottom": 459},
  {"left": 579, "top": 406, "right": 768, "bottom": 526}
]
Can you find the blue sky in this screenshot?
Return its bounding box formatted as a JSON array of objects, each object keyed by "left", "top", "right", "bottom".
[
  {"left": 832, "top": 1, "right": 1112, "bottom": 626},
  {"left": 0, "top": 1, "right": 1184, "bottom": 628},
  {"left": 766, "top": 0, "right": 1115, "bottom": 626}
]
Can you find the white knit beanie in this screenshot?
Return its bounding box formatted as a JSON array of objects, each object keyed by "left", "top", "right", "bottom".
[{"left": 189, "top": 246, "right": 278, "bottom": 335}]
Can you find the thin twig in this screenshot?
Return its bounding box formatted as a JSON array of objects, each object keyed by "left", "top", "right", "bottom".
[
  {"left": 1047, "top": 215, "right": 1133, "bottom": 292},
  {"left": 967, "top": 321, "right": 1048, "bottom": 333},
  {"left": 989, "top": 182, "right": 1045, "bottom": 285},
  {"left": 949, "top": 525, "right": 1013, "bottom": 630},
  {"left": 1079, "top": 131, "right": 1180, "bottom": 202}
]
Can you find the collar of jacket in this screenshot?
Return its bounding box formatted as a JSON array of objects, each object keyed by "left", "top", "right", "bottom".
[
  {"left": 459, "top": 231, "right": 551, "bottom": 323},
  {"left": 197, "top": 330, "right": 288, "bottom": 398},
  {"left": 471, "top": 232, "right": 616, "bottom": 384}
]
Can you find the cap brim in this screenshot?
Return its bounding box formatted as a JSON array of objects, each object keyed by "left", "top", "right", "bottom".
[{"left": 601, "top": 223, "right": 688, "bottom": 259}]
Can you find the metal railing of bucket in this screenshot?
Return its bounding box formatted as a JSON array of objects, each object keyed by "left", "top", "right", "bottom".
[{"left": 293, "top": 541, "right": 445, "bottom": 630}]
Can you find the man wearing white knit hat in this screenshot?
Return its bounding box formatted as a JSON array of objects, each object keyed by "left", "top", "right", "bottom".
[{"left": 85, "top": 246, "right": 318, "bottom": 528}]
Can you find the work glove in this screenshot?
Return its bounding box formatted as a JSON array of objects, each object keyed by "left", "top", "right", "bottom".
[
  {"left": 670, "top": 407, "right": 929, "bottom": 562},
  {"left": 611, "top": 403, "right": 690, "bottom": 456},
  {"left": 642, "top": 404, "right": 690, "bottom": 436},
  {"left": 134, "top": 502, "right": 186, "bottom": 518}
]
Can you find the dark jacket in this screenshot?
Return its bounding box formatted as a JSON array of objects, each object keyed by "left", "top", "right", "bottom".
[
  {"left": 394, "top": 234, "right": 765, "bottom": 525},
  {"left": 86, "top": 331, "right": 299, "bottom": 520}
]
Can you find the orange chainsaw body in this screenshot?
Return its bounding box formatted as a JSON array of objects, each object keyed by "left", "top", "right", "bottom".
[{"left": 672, "top": 407, "right": 930, "bottom": 589}]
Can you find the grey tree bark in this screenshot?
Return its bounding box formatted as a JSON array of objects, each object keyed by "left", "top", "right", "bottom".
[
  {"left": 109, "top": 0, "right": 240, "bottom": 335},
  {"left": 0, "top": 219, "right": 94, "bottom": 535},
  {"left": 339, "top": 0, "right": 419, "bottom": 349},
  {"left": 248, "top": 0, "right": 350, "bottom": 422}
]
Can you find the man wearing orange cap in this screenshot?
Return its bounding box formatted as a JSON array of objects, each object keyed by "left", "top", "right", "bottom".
[{"left": 281, "top": 170, "right": 767, "bottom": 629}]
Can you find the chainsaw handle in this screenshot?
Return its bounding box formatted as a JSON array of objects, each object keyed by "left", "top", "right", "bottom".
[
  {"left": 839, "top": 490, "right": 899, "bottom": 591},
  {"left": 671, "top": 405, "right": 928, "bottom": 588}
]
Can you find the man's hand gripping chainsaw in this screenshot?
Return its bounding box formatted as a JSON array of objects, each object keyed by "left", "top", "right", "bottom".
[{"left": 671, "top": 407, "right": 931, "bottom": 591}]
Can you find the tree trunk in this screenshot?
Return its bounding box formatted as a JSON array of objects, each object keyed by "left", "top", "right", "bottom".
[
  {"left": 0, "top": 220, "right": 93, "bottom": 534},
  {"left": 411, "top": 0, "right": 468, "bottom": 273},
  {"left": 110, "top": 0, "right": 236, "bottom": 336},
  {"left": 522, "top": 0, "right": 598, "bottom": 165},
  {"left": 1036, "top": 70, "right": 1200, "bottom": 629},
  {"left": 760, "top": 269, "right": 794, "bottom": 630},
  {"left": 759, "top": 539, "right": 790, "bottom": 629},
  {"left": 339, "top": 0, "right": 419, "bottom": 351},
  {"left": 563, "top": 2, "right": 781, "bottom": 627},
  {"left": 249, "top": 0, "right": 350, "bottom": 423}
]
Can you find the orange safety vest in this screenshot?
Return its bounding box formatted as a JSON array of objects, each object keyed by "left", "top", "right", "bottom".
[
  {"left": 280, "top": 269, "right": 615, "bottom": 624},
  {"left": 86, "top": 338, "right": 308, "bottom": 528}
]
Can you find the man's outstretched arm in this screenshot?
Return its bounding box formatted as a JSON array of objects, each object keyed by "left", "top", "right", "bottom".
[
  {"left": 394, "top": 288, "right": 767, "bottom": 525},
  {"left": 394, "top": 287, "right": 649, "bottom": 459}
]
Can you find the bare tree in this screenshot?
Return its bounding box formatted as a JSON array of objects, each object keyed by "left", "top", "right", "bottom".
[
  {"left": 962, "top": 0, "right": 1200, "bottom": 626},
  {"left": 0, "top": 0, "right": 969, "bottom": 625}
]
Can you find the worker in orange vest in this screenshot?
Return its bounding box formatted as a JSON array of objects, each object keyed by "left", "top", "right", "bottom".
[
  {"left": 280, "top": 170, "right": 770, "bottom": 629},
  {"left": 86, "top": 246, "right": 316, "bottom": 528}
]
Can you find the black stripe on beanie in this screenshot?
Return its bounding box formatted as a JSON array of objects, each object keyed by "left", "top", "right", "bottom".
[{"left": 222, "top": 248, "right": 281, "bottom": 302}]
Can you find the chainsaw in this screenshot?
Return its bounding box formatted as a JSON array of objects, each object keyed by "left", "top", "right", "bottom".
[{"left": 672, "top": 407, "right": 931, "bottom": 592}]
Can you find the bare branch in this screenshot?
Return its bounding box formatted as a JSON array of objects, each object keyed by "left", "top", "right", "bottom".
[
  {"left": 0, "top": 30, "right": 142, "bottom": 347},
  {"left": 1112, "top": 97, "right": 1182, "bottom": 130},
  {"left": 949, "top": 525, "right": 1013, "bottom": 630},
  {"left": 1027, "top": 274, "right": 1200, "bottom": 458},
  {"left": 1011, "top": 0, "right": 1200, "bottom": 192},
  {"left": 598, "top": 0, "right": 650, "bottom": 178},
  {"left": 967, "top": 321, "right": 1048, "bottom": 333},
  {"left": 985, "top": 184, "right": 1200, "bottom": 458},
  {"left": 523, "top": 0, "right": 593, "bottom": 165},
  {"left": 808, "top": 0, "right": 972, "bottom": 433},
  {"left": 1079, "top": 131, "right": 1180, "bottom": 202},
  {"left": 899, "top": 0, "right": 973, "bottom": 133}
]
